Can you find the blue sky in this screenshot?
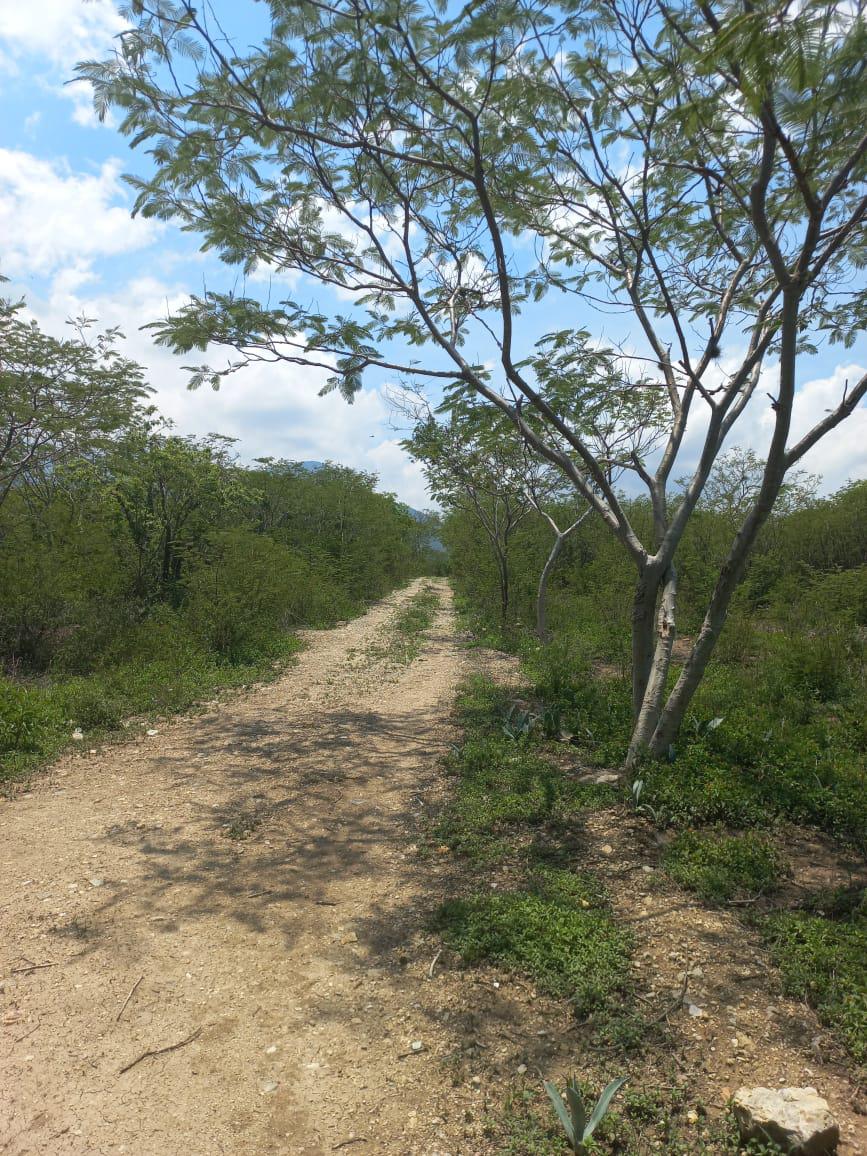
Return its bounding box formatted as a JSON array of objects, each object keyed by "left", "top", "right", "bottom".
[
  {"left": 0, "top": 0, "right": 433, "bottom": 506},
  {"left": 1, "top": 0, "right": 865, "bottom": 507}
]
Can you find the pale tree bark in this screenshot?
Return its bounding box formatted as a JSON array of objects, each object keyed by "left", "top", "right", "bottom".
[{"left": 534, "top": 507, "right": 591, "bottom": 642}]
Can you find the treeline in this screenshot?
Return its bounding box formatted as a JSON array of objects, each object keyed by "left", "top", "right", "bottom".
[
  {"left": 447, "top": 471, "right": 867, "bottom": 648},
  {"left": 0, "top": 300, "right": 433, "bottom": 778}
]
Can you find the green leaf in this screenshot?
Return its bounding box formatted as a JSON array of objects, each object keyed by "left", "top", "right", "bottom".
[
  {"left": 543, "top": 1080, "right": 576, "bottom": 1147},
  {"left": 583, "top": 1076, "right": 628, "bottom": 1139},
  {"left": 565, "top": 1078, "right": 587, "bottom": 1140}
]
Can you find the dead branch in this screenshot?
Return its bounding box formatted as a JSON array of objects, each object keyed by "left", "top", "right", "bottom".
[{"left": 119, "top": 1026, "right": 202, "bottom": 1075}]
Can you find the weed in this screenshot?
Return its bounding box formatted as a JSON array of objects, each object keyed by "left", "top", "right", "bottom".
[
  {"left": 663, "top": 830, "right": 788, "bottom": 903},
  {"left": 763, "top": 897, "right": 867, "bottom": 1065},
  {"left": 543, "top": 1075, "right": 627, "bottom": 1155},
  {"left": 223, "top": 808, "right": 268, "bottom": 840},
  {"left": 433, "top": 884, "right": 631, "bottom": 1017}
]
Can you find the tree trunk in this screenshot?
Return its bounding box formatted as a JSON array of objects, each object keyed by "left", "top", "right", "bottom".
[
  {"left": 536, "top": 532, "right": 565, "bottom": 642},
  {"left": 626, "top": 565, "right": 678, "bottom": 766},
  {"left": 630, "top": 568, "right": 659, "bottom": 721},
  {"left": 647, "top": 508, "right": 776, "bottom": 756},
  {"left": 495, "top": 547, "right": 510, "bottom": 623},
  {"left": 645, "top": 288, "right": 801, "bottom": 756}
]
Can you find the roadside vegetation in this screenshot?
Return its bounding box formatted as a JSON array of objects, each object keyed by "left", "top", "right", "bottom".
[
  {"left": 430, "top": 472, "right": 866, "bottom": 1147},
  {"left": 359, "top": 583, "right": 442, "bottom": 667},
  {"left": 0, "top": 302, "right": 438, "bottom": 787}
]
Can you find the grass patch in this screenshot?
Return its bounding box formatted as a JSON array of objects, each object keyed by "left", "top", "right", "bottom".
[
  {"left": 0, "top": 633, "right": 301, "bottom": 788},
  {"left": 432, "top": 676, "right": 633, "bottom": 1038},
  {"left": 763, "top": 889, "right": 867, "bottom": 1066},
  {"left": 434, "top": 677, "right": 617, "bottom": 860},
  {"left": 663, "top": 830, "right": 788, "bottom": 903},
  {"left": 517, "top": 627, "right": 867, "bottom": 853},
  {"left": 486, "top": 1082, "right": 788, "bottom": 1155},
  {"left": 433, "top": 876, "right": 631, "bottom": 1015},
  {"left": 363, "top": 585, "right": 440, "bottom": 666}
]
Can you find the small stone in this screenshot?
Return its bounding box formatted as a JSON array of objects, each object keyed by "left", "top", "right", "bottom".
[
  {"left": 89, "top": 877, "right": 104, "bottom": 888},
  {"left": 600, "top": 844, "right": 614, "bottom": 855},
  {"left": 732, "top": 1086, "right": 839, "bottom": 1155},
  {"left": 470, "top": 1076, "right": 481, "bottom": 1087},
  {"left": 642, "top": 865, "right": 655, "bottom": 873},
  {"left": 516, "top": 1064, "right": 528, "bottom": 1076},
  {"left": 265, "top": 1045, "right": 278, "bottom": 1055},
  {"left": 259, "top": 1080, "right": 278, "bottom": 1094},
  {"left": 687, "top": 1004, "right": 705, "bottom": 1018},
  {"left": 146, "top": 728, "right": 159, "bottom": 737},
  {"left": 411, "top": 1040, "right": 424, "bottom": 1053},
  {"left": 686, "top": 1110, "right": 699, "bottom": 1125},
  {"left": 71, "top": 729, "right": 84, "bottom": 741}
]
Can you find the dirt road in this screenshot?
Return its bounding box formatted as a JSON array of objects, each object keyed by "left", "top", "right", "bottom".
[{"left": 1, "top": 579, "right": 476, "bottom": 1156}]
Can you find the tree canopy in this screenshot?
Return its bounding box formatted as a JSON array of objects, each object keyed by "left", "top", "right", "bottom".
[{"left": 80, "top": 0, "right": 867, "bottom": 758}]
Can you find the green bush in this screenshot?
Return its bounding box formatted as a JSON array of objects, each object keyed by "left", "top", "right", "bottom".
[
  {"left": 433, "top": 883, "right": 631, "bottom": 1014},
  {"left": 764, "top": 898, "right": 867, "bottom": 1064},
  {"left": 663, "top": 830, "right": 787, "bottom": 902},
  {"left": 183, "top": 530, "right": 316, "bottom": 662},
  {"left": 0, "top": 681, "right": 57, "bottom": 755}
]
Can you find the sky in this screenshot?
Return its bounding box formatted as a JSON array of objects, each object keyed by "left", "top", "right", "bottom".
[
  {"left": 0, "top": 0, "right": 432, "bottom": 507},
  {"left": 1, "top": 0, "right": 865, "bottom": 508}
]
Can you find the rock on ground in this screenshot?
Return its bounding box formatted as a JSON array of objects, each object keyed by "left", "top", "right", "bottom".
[{"left": 732, "top": 1086, "right": 839, "bottom": 1155}]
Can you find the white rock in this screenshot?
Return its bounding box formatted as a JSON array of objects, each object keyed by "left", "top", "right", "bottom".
[
  {"left": 411, "top": 1040, "right": 424, "bottom": 1053},
  {"left": 259, "top": 1080, "right": 278, "bottom": 1095},
  {"left": 89, "top": 877, "right": 105, "bottom": 888},
  {"left": 71, "top": 729, "right": 84, "bottom": 741},
  {"left": 146, "top": 728, "right": 159, "bottom": 737},
  {"left": 732, "top": 1086, "right": 839, "bottom": 1155}
]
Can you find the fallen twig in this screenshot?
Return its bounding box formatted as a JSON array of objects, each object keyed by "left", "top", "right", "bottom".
[
  {"left": 11, "top": 961, "right": 55, "bottom": 975},
  {"left": 332, "top": 1139, "right": 367, "bottom": 1150},
  {"left": 116, "top": 975, "right": 144, "bottom": 1023},
  {"left": 119, "top": 1026, "right": 202, "bottom": 1075},
  {"left": 650, "top": 962, "right": 690, "bottom": 1025},
  {"left": 428, "top": 949, "right": 442, "bottom": 979}
]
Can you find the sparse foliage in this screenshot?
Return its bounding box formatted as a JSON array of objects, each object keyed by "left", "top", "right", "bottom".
[{"left": 79, "top": 0, "right": 867, "bottom": 757}]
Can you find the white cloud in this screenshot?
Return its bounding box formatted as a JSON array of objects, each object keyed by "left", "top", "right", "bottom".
[
  {"left": 0, "top": 0, "right": 125, "bottom": 72},
  {"left": 669, "top": 356, "right": 867, "bottom": 493},
  {"left": 16, "top": 270, "right": 433, "bottom": 506},
  {"left": 0, "top": 148, "right": 161, "bottom": 278},
  {"left": 0, "top": 0, "right": 127, "bottom": 125}
]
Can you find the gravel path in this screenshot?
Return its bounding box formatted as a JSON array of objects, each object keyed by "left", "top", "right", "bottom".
[{"left": 1, "top": 579, "right": 473, "bottom": 1156}]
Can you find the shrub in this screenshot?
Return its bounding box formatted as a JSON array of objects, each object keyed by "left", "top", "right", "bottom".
[
  {"left": 183, "top": 530, "right": 311, "bottom": 662},
  {"left": 0, "top": 680, "right": 57, "bottom": 755},
  {"left": 663, "top": 830, "right": 787, "bottom": 902},
  {"left": 764, "top": 898, "right": 867, "bottom": 1064},
  {"left": 433, "top": 884, "right": 632, "bottom": 1015}
]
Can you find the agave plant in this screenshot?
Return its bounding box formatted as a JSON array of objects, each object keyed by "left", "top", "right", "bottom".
[{"left": 543, "top": 1074, "right": 627, "bottom": 1154}]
